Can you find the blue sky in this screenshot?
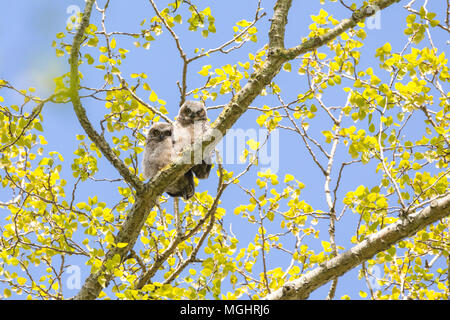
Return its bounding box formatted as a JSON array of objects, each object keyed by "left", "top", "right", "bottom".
[{"left": 0, "top": 0, "right": 448, "bottom": 299}]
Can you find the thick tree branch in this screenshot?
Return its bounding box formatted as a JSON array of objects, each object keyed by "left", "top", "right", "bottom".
[
  {"left": 69, "top": 0, "right": 143, "bottom": 192},
  {"left": 264, "top": 192, "right": 450, "bottom": 300},
  {"left": 268, "top": 0, "right": 292, "bottom": 48}
]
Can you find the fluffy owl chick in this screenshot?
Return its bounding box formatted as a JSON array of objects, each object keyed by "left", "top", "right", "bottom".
[
  {"left": 173, "top": 100, "right": 212, "bottom": 179},
  {"left": 141, "top": 122, "right": 195, "bottom": 200}
]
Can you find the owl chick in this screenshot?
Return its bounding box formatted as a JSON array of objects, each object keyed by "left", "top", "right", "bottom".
[
  {"left": 141, "top": 122, "right": 195, "bottom": 200},
  {"left": 173, "top": 100, "right": 212, "bottom": 179}
]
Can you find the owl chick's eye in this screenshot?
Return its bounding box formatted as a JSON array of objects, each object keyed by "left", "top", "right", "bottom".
[
  {"left": 165, "top": 130, "right": 172, "bottom": 136},
  {"left": 185, "top": 108, "right": 191, "bottom": 114},
  {"left": 153, "top": 130, "right": 160, "bottom": 136}
]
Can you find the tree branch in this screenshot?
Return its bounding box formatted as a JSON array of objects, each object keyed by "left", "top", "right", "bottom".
[
  {"left": 69, "top": 0, "right": 143, "bottom": 192},
  {"left": 268, "top": 0, "right": 292, "bottom": 48},
  {"left": 264, "top": 192, "right": 450, "bottom": 300}
]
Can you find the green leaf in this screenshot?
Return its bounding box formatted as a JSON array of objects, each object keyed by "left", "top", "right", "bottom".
[
  {"left": 246, "top": 139, "right": 259, "bottom": 151},
  {"left": 149, "top": 91, "right": 158, "bottom": 102},
  {"left": 174, "top": 15, "right": 182, "bottom": 24},
  {"left": 284, "top": 174, "right": 294, "bottom": 183},
  {"left": 17, "top": 277, "right": 27, "bottom": 286},
  {"left": 198, "top": 65, "right": 211, "bottom": 76},
  {"left": 283, "top": 62, "right": 292, "bottom": 72},
  {"left": 116, "top": 242, "right": 128, "bottom": 248},
  {"left": 110, "top": 38, "right": 116, "bottom": 49},
  {"left": 99, "top": 55, "right": 109, "bottom": 63}
]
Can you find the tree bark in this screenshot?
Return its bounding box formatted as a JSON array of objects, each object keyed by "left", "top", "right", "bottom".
[{"left": 264, "top": 193, "right": 450, "bottom": 300}]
